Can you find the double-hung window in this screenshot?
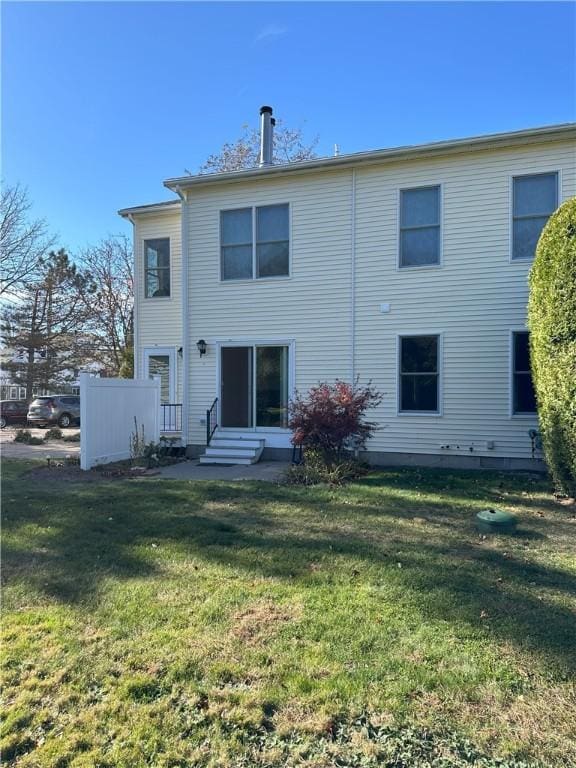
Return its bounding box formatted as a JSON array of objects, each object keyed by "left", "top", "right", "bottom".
[
  {"left": 399, "top": 335, "right": 440, "bottom": 413},
  {"left": 144, "top": 238, "right": 170, "bottom": 297},
  {"left": 511, "top": 332, "right": 537, "bottom": 414},
  {"left": 399, "top": 186, "right": 441, "bottom": 267},
  {"left": 512, "top": 173, "right": 558, "bottom": 260},
  {"left": 221, "top": 204, "right": 289, "bottom": 280}
]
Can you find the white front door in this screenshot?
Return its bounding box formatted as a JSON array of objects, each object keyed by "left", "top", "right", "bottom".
[{"left": 143, "top": 348, "right": 177, "bottom": 430}]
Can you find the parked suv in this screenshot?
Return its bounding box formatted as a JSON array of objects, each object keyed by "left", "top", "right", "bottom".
[
  {"left": 0, "top": 400, "right": 29, "bottom": 429},
  {"left": 27, "top": 396, "right": 80, "bottom": 428}
]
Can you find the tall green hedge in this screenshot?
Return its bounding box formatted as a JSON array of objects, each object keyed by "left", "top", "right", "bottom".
[{"left": 528, "top": 197, "right": 576, "bottom": 496}]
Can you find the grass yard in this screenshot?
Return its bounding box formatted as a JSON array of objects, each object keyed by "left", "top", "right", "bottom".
[{"left": 2, "top": 460, "right": 575, "bottom": 767}]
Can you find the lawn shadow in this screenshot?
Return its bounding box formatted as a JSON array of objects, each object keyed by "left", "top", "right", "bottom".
[{"left": 2, "top": 463, "right": 575, "bottom": 676}]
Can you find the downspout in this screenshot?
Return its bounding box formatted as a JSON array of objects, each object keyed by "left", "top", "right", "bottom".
[
  {"left": 173, "top": 185, "right": 190, "bottom": 448},
  {"left": 126, "top": 213, "right": 139, "bottom": 379},
  {"left": 350, "top": 169, "right": 357, "bottom": 384}
]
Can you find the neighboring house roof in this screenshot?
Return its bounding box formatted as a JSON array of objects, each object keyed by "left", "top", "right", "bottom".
[
  {"left": 163, "top": 123, "right": 576, "bottom": 193},
  {"left": 118, "top": 199, "right": 181, "bottom": 218}
]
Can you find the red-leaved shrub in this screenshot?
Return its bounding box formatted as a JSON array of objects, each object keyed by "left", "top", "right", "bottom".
[{"left": 288, "top": 380, "right": 382, "bottom": 462}]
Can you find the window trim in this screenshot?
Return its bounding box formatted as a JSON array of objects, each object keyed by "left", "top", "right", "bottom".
[
  {"left": 143, "top": 237, "right": 172, "bottom": 300},
  {"left": 397, "top": 183, "right": 443, "bottom": 270},
  {"left": 219, "top": 203, "right": 291, "bottom": 282},
  {"left": 396, "top": 332, "right": 443, "bottom": 416},
  {"left": 509, "top": 170, "right": 560, "bottom": 263},
  {"left": 509, "top": 329, "right": 538, "bottom": 418}
]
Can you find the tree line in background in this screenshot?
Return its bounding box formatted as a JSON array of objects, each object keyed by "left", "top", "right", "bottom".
[{"left": 1, "top": 183, "right": 134, "bottom": 399}]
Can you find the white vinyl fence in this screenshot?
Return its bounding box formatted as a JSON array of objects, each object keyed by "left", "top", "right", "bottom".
[{"left": 80, "top": 373, "right": 160, "bottom": 470}]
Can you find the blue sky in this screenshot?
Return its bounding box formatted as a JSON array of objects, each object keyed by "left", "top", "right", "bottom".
[{"left": 2, "top": 1, "right": 575, "bottom": 254}]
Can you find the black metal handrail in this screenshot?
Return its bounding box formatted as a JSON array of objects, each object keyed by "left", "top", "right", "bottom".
[
  {"left": 160, "top": 403, "right": 182, "bottom": 432},
  {"left": 206, "top": 397, "right": 218, "bottom": 445}
]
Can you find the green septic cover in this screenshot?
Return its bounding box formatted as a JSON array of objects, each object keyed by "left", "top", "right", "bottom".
[{"left": 476, "top": 508, "right": 517, "bottom": 532}]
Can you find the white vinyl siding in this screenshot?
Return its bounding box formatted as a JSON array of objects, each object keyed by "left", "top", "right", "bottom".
[
  {"left": 185, "top": 171, "right": 352, "bottom": 448},
  {"left": 354, "top": 139, "right": 574, "bottom": 459},
  {"left": 133, "top": 137, "right": 574, "bottom": 459},
  {"left": 133, "top": 209, "right": 183, "bottom": 403}
]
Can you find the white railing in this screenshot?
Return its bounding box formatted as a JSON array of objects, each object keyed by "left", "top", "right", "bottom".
[{"left": 80, "top": 373, "right": 160, "bottom": 470}]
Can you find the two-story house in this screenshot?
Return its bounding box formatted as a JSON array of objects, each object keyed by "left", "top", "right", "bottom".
[{"left": 119, "top": 109, "right": 575, "bottom": 468}]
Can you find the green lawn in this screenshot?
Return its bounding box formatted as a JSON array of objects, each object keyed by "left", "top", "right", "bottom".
[{"left": 2, "top": 460, "right": 575, "bottom": 767}]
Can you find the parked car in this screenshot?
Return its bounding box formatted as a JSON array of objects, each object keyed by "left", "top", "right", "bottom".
[
  {"left": 27, "top": 395, "right": 80, "bottom": 428},
  {"left": 0, "top": 400, "right": 29, "bottom": 429}
]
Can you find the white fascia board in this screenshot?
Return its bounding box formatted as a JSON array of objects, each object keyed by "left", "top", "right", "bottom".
[{"left": 163, "top": 123, "right": 576, "bottom": 193}]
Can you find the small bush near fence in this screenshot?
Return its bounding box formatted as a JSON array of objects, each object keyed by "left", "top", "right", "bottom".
[
  {"left": 44, "top": 427, "right": 64, "bottom": 441},
  {"left": 130, "top": 418, "right": 182, "bottom": 468},
  {"left": 13, "top": 427, "right": 80, "bottom": 446},
  {"left": 13, "top": 430, "right": 44, "bottom": 446}
]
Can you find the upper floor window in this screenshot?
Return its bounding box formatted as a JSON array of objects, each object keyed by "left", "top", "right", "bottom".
[
  {"left": 512, "top": 173, "right": 558, "bottom": 260},
  {"left": 399, "top": 335, "right": 440, "bottom": 413},
  {"left": 512, "top": 332, "right": 537, "bottom": 414},
  {"left": 399, "top": 186, "right": 441, "bottom": 268},
  {"left": 144, "top": 238, "right": 170, "bottom": 297},
  {"left": 221, "top": 204, "right": 289, "bottom": 280}
]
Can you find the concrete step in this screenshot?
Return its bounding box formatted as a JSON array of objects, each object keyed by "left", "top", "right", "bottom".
[
  {"left": 212, "top": 431, "right": 265, "bottom": 442},
  {"left": 204, "top": 446, "right": 260, "bottom": 459},
  {"left": 199, "top": 455, "right": 255, "bottom": 466},
  {"left": 209, "top": 438, "right": 263, "bottom": 450},
  {"left": 199, "top": 436, "right": 265, "bottom": 466}
]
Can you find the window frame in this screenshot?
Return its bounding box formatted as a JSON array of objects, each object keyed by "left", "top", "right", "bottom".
[
  {"left": 220, "top": 203, "right": 291, "bottom": 282},
  {"left": 509, "top": 171, "right": 560, "bottom": 262},
  {"left": 509, "top": 329, "right": 538, "bottom": 418},
  {"left": 397, "top": 184, "right": 443, "bottom": 270},
  {"left": 143, "top": 237, "right": 171, "bottom": 299},
  {"left": 396, "top": 332, "right": 443, "bottom": 416}
]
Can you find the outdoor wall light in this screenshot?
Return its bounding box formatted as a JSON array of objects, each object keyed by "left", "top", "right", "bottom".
[
  {"left": 177, "top": 346, "right": 183, "bottom": 357},
  {"left": 196, "top": 339, "right": 207, "bottom": 357}
]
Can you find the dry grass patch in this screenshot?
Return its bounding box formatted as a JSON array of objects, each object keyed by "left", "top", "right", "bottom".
[{"left": 232, "top": 600, "right": 302, "bottom": 646}]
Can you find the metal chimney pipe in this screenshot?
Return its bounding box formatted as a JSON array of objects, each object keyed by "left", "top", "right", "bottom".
[{"left": 259, "top": 106, "right": 274, "bottom": 167}]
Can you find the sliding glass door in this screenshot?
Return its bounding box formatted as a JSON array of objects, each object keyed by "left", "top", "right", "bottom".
[
  {"left": 220, "top": 344, "right": 289, "bottom": 430},
  {"left": 221, "top": 347, "right": 253, "bottom": 428}
]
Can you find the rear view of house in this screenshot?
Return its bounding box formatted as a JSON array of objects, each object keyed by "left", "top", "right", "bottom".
[{"left": 119, "top": 111, "right": 575, "bottom": 469}]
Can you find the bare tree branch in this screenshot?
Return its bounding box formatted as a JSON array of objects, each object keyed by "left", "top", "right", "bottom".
[
  {"left": 76, "top": 235, "right": 134, "bottom": 375},
  {"left": 0, "top": 183, "right": 55, "bottom": 297},
  {"left": 196, "top": 119, "right": 319, "bottom": 175}
]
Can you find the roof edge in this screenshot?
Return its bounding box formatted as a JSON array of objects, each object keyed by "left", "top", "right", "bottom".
[
  {"left": 164, "top": 123, "right": 576, "bottom": 191},
  {"left": 118, "top": 200, "right": 181, "bottom": 218}
]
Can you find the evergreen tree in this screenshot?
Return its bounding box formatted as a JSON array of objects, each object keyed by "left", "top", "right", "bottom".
[{"left": 1, "top": 250, "right": 93, "bottom": 398}]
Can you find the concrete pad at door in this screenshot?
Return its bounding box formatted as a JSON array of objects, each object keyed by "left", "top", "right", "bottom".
[{"left": 157, "top": 460, "right": 289, "bottom": 482}]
